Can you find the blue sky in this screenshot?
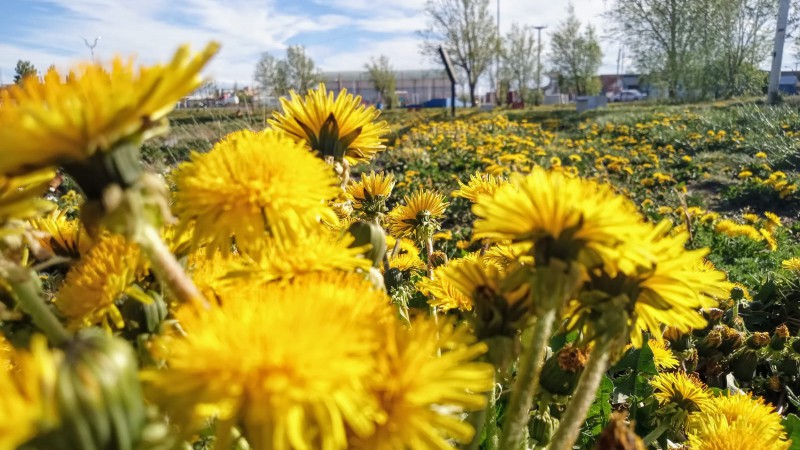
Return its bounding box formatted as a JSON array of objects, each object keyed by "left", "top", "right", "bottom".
[{"left": 0, "top": 0, "right": 787, "bottom": 89}]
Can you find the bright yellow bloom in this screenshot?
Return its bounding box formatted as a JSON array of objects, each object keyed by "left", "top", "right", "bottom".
[
  {"left": 384, "top": 235, "right": 426, "bottom": 273},
  {"left": 388, "top": 190, "right": 448, "bottom": 240},
  {"left": 144, "top": 272, "right": 393, "bottom": 450},
  {"left": 765, "top": 212, "right": 782, "bottom": 230},
  {"left": 55, "top": 233, "right": 147, "bottom": 330},
  {"left": 451, "top": 172, "right": 507, "bottom": 203},
  {"left": 472, "top": 167, "right": 647, "bottom": 272},
  {"left": 755, "top": 152, "right": 768, "bottom": 159},
  {"left": 738, "top": 170, "right": 753, "bottom": 179},
  {"left": 742, "top": 213, "right": 759, "bottom": 224},
  {"left": 418, "top": 257, "right": 476, "bottom": 312},
  {"left": 715, "top": 220, "right": 763, "bottom": 242},
  {"left": 648, "top": 339, "right": 679, "bottom": 370},
  {"left": 483, "top": 243, "right": 534, "bottom": 268},
  {"left": 30, "top": 209, "right": 92, "bottom": 258},
  {"left": 687, "top": 419, "right": 789, "bottom": 450},
  {"left": 688, "top": 393, "right": 788, "bottom": 446},
  {"left": 0, "top": 170, "right": 55, "bottom": 236},
  {"left": 0, "top": 335, "right": 58, "bottom": 450},
  {"left": 782, "top": 257, "right": 800, "bottom": 272},
  {"left": 350, "top": 320, "right": 494, "bottom": 449},
  {"left": 760, "top": 228, "right": 778, "bottom": 251},
  {"left": 347, "top": 171, "right": 395, "bottom": 207},
  {"left": 651, "top": 371, "right": 711, "bottom": 412},
  {"left": 172, "top": 129, "right": 339, "bottom": 254},
  {"left": 269, "top": 83, "right": 390, "bottom": 164},
  {"left": 187, "top": 247, "right": 238, "bottom": 300},
  {"left": 221, "top": 227, "right": 371, "bottom": 286},
  {"left": 0, "top": 43, "right": 219, "bottom": 175}
]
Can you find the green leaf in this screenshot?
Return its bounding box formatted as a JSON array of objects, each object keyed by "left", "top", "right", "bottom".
[{"left": 782, "top": 414, "right": 800, "bottom": 450}]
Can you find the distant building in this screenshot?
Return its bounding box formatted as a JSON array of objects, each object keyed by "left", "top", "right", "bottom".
[
  {"left": 321, "top": 70, "right": 450, "bottom": 106},
  {"left": 780, "top": 72, "right": 798, "bottom": 95}
]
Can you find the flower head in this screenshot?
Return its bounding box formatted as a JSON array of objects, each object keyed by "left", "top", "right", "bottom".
[
  {"left": 651, "top": 371, "right": 711, "bottom": 412},
  {"left": 221, "top": 226, "right": 371, "bottom": 286},
  {"left": 268, "top": 83, "right": 390, "bottom": 164},
  {"left": 349, "top": 320, "right": 494, "bottom": 449},
  {"left": 472, "top": 167, "right": 647, "bottom": 272},
  {"left": 388, "top": 190, "right": 448, "bottom": 241},
  {"left": 172, "top": 129, "right": 339, "bottom": 254},
  {"left": 55, "top": 233, "right": 146, "bottom": 330},
  {"left": 0, "top": 43, "right": 219, "bottom": 175},
  {"left": 30, "top": 209, "right": 92, "bottom": 258},
  {"left": 0, "top": 170, "right": 55, "bottom": 235},
  {"left": 451, "top": 172, "right": 508, "bottom": 203},
  {"left": 688, "top": 393, "right": 787, "bottom": 443},
  {"left": 648, "top": 339, "right": 679, "bottom": 370},
  {"left": 144, "top": 272, "right": 393, "bottom": 450},
  {"left": 347, "top": 171, "right": 395, "bottom": 219},
  {"left": 782, "top": 257, "right": 800, "bottom": 272}
]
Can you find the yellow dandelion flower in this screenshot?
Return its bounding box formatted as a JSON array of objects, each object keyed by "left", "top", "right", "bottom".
[
  {"left": 782, "top": 257, "right": 800, "bottom": 271},
  {"left": 483, "top": 242, "right": 535, "bottom": 268},
  {"left": 350, "top": 320, "right": 494, "bottom": 449},
  {"left": 647, "top": 339, "right": 679, "bottom": 370},
  {"left": 760, "top": 228, "right": 778, "bottom": 251},
  {"left": 268, "top": 83, "right": 390, "bottom": 164},
  {"left": 384, "top": 235, "right": 426, "bottom": 273},
  {"left": 738, "top": 170, "right": 753, "bottom": 179},
  {"left": 687, "top": 419, "right": 789, "bottom": 450},
  {"left": 55, "top": 233, "right": 147, "bottom": 330},
  {"left": 29, "top": 209, "right": 92, "bottom": 258},
  {"left": 187, "top": 248, "right": 238, "bottom": 301},
  {"left": 0, "top": 43, "right": 219, "bottom": 175},
  {"left": 0, "top": 335, "right": 58, "bottom": 450},
  {"left": 651, "top": 371, "right": 711, "bottom": 412},
  {"left": 765, "top": 212, "right": 782, "bottom": 230},
  {"left": 433, "top": 230, "right": 453, "bottom": 241},
  {"left": 388, "top": 190, "right": 448, "bottom": 240},
  {"left": 688, "top": 393, "right": 787, "bottom": 445},
  {"left": 451, "top": 172, "right": 508, "bottom": 203},
  {"left": 143, "top": 272, "right": 393, "bottom": 450},
  {"left": 347, "top": 171, "right": 395, "bottom": 209},
  {"left": 172, "top": 129, "right": 339, "bottom": 254},
  {"left": 755, "top": 152, "right": 768, "bottom": 159},
  {"left": 742, "top": 213, "right": 759, "bottom": 224},
  {"left": 221, "top": 226, "right": 371, "bottom": 286},
  {"left": 472, "top": 166, "right": 647, "bottom": 272},
  {"left": 0, "top": 170, "right": 55, "bottom": 235},
  {"left": 418, "top": 257, "right": 475, "bottom": 312}
]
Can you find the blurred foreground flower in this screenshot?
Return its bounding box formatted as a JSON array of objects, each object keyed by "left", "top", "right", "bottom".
[
  {"left": 0, "top": 43, "right": 219, "bottom": 176},
  {"left": 172, "top": 129, "right": 339, "bottom": 254}
]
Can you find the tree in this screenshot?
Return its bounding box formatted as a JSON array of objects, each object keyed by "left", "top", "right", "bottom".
[
  {"left": 13, "top": 60, "right": 37, "bottom": 84},
  {"left": 501, "top": 24, "right": 538, "bottom": 104},
  {"left": 606, "top": 0, "right": 708, "bottom": 99},
  {"left": 420, "top": 0, "right": 498, "bottom": 107},
  {"left": 549, "top": 4, "right": 603, "bottom": 96},
  {"left": 365, "top": 55, "right": 398, "bottom": 109},
  {"left": 253, "top": 46, "right": 321, "bottom": 98}
]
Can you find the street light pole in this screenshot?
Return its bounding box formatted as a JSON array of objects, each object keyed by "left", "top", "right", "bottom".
[
  {"left": 768, "top": 0, "right": 791, "bottom": 105},
  {"left": 82, "top": 37, "right": 101, "bottom": 62},
  {"left": 534, "top": 25, "right": 546, "bottom": 105}
]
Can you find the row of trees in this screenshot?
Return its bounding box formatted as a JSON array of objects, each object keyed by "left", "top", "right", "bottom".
[{"left": 247, "top": 0, "right": 795, "bottom": 106}]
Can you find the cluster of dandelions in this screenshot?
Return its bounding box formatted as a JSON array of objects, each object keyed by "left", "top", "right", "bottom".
[
  {"left": 0, "top": 38, "right": 779, "bottom": 450},
  {"left": 0, "top": 42, "right": 497, "bottom": 450}
]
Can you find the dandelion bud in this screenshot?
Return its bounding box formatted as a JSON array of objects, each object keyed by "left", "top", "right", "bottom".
[
  {"left": 729, "top": 346, "right": 761, "bottom": 382},
  {"left": 718, "top": 327, "right": 744, "bottom": 354},
  {"left": 540, "top": 344, "right": 588, "bottom": 396},
  {"left": 347, "top": 220, "right": 387, "bottom": 268},
  {"left": 747, "top": 332, "right": 771, "bottom": 349},
  {"left": 46, "top": 328, "right": 145, "bottom": 450},
  {"left": 697, "top": 329, "right": 723, "bottom": 357},
  {"left": 771, "top": 324, "right": 791, "bottom": 351},
  {"left": 528, "top": 409, "right": 559, "bottom": 447}
]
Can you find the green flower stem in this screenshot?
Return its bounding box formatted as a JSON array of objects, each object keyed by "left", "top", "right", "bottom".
[
  {"left": 547, "top": 334, "right": 615, "bottom": 450},
  {"left": 464, "top": 372, "right": 497, "bottom": 450},
  {"left": 137, "top": 224, "right": 209, "bottom": 310},
  {"left": 642, "top": 420, "right": 671, "bottom": 446},
  {"left": 6, "top": 266, "right": 70, "bottom": 346},
  {"left": 498, "top": 306, "right": 557, "bottom": 450}
]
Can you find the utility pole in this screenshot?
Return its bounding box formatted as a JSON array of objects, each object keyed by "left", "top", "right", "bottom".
[
  {"left": 496, "top": 0, "right": 500, "bottom": 105},
  {"left": 768, "top": 0, "right": 791, "bottom": 105},
  {"left": 534, "top": 25, "right": 546, "bottom": 105}
]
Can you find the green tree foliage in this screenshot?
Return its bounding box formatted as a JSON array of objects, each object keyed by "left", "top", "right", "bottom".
[
  {"left": 13, "top": 60, "right": 37, "bottom": 84},
  {"left": 549, "top": 4, "right": 603, "bottom": 96},
  {"left": 253, "top": 46, "right": 321, "bottom": 98},
  {"left": 420, "top": 0, "right": 498, "bottom": 106},
  {"left": 365, "top": 55, "right": 398, "bottom": 109},
  {"left": 501, "top": 24, "right": 539, "bottom": 104},
  {"left": 607, "top": 0, "right": 774, "bottom": 99}
]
